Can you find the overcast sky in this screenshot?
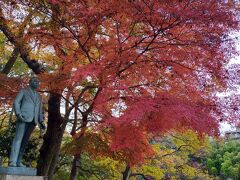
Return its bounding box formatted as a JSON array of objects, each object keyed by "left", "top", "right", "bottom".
[{"left": 220, "top": 31, "right": 240, "bottom": 135}]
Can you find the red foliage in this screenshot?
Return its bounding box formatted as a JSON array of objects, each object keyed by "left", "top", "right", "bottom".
[
  {"left": 0, "top": 75, "right": 28, "bottom": 105},
  {"left": 108, "top": 122, "right": 154, "bottom": 166},
  {"left": 97, "top": 94, "right": 219, "bottom": 164}
]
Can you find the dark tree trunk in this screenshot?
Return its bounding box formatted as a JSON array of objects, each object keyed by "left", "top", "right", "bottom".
[
  {"left": 70, "top": 155, "right": 80, "bottom": 180},
  {"left": 47, "top": 116, "right": 69, "bottom": 179},
  {"left": 47, "top": 144, "right": 61, "bottom": 179},
  {"left": 122, "top": 165, "right": 131, "bottom": 180},
  {"left": 37, "top": 93, "right": 63, "bottom": 177},
  {"left": 1, "top": 47, "right": 19, "bottom": 74},
  {"left": 69, "top": 107, "right": 81, "bottom": 180},
  {"left": 69, "top": 110, "right": 89, "bottom": 180}
]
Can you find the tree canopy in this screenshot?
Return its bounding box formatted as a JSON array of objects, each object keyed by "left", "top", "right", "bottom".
[{"left": 0, "top": 0, "right": 239, "bottom": 178}]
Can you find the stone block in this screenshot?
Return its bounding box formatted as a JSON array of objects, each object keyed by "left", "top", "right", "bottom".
[
  {"left": 0, "top": 175, "right": 46, "bottom": 180},
  {"left": 0, "top": 166, "right": 36, "bottom": 176}
]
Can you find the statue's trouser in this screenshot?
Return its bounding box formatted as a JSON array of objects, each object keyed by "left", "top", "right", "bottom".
[{"left": 9, "top": 120, "right": 36, "bottom": 166}]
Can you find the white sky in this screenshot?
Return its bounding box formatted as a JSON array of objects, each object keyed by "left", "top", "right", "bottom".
[{"left": 220, "top": 31, "right": 240, "bottom": 135}]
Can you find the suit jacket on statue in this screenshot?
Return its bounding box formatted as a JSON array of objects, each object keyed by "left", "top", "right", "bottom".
[{"left": 14, "top": 87, "right": 44, "bottom": 124}]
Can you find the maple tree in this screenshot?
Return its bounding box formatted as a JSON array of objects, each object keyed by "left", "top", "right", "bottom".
[{"left": 0, "top": 0, "right": 239, "bottom": 179}]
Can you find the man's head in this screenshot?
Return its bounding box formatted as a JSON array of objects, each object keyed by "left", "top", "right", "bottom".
[{"left": 29, "top": 77, "right": 40, "bottom": 90}]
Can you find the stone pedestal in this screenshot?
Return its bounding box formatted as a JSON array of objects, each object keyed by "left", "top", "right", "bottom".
[
  {"left": 0, "top": 167, "right": 36, "bottom": 176},
  {"left": 0, "top": 167, "right": 46, "bottom": 180},
  {"left": 0, "top": 174, "right": 45, "bottom": 180}
]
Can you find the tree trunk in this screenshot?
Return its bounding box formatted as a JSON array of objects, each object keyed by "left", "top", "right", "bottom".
[
  {"left": 47, "top": 116, "right": 69, "bottom": 179},
  {"left": 37, "top": 93, "right": 63, "bottom": 177},
  {"left": 1, "top": 47, "right": 19, "bottom": 74},
  {"left": 68, "top": 89, "right": 100, "bottom": 180},
  {"left": 70, "top": 155, "right": 80, "bottom": 180},
  {"left": 47, "top": 145, "right": 61, "bottom": 179},
  {"left": 69, "top": 110, "right": 89, "bottom": 180},
  {"left": 69, "top": 106, "right": 81, "bottom": 180},
  {"left": 122, "top": 165, "right": 131, "bottom": 180}
]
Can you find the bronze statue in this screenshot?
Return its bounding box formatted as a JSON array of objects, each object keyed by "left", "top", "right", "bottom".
[{"left": 9, "top": 77, "right": 46, "bottom": 167}]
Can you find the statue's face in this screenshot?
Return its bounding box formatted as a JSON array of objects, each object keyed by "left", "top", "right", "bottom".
[{"left": 29, "top": 77, "right": 40, "bottom": 90}]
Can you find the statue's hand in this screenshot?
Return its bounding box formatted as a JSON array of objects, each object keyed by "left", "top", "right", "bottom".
[
  {"left": 16, "top": 114, "right": 25, "bottom": 122},
  {"left": 39, "top": 121, "right": 46, "bottom": 130}
]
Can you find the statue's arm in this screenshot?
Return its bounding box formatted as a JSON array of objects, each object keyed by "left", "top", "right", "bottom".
[{"left": 14, "top": 89, "right": 24, "bottom": 116}]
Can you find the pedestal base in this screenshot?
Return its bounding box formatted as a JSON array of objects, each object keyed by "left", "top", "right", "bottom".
[
  {"left": 0, "top": 174, "right": 45, "bottom": 180},
  {"left": 0, "top": 167, "right": 36, "bottom": 176}
]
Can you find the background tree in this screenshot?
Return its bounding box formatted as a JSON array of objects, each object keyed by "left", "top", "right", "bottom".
[
  {"left": 207, "top": 140, "right": 240, "bottom": 179},
  {"left": 124, "top": 130, "right": 212, "bottom": 179}
]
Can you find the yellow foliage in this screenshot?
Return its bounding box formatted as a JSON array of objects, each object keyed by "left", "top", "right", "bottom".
[
  {"left": 131, "top": 130, "right": 213, "bottom": 179},
  {"left": 132, "top": 163, "right": 164, "bottom": 179},
  {"left": 92, "top": 156, "right": 124, "bottom": 179}
]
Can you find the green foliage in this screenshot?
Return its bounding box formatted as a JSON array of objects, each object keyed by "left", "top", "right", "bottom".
[
  {"left": 9, "top": 58, "right": 30, "bottom": 76},
  {"left": 78, "top": 153, "right": 123, "bottom": 180},
  {"left": 55, "top": 134, "right": 124, "bottom": 180},
  {"left": 52, "top": 154, "right": 72, "bottom": 180},
  {"left": 207, "top": 140, "right": 240, "bottom": 179},
  {"left": 0, "top": 121, "right": 13, "bottom": 162},
  {"left": 53, "top": 153, "right": 123, "bottom": 180},
  {"left": 0, "top": 32, "right": 29, "bottom": 76}
]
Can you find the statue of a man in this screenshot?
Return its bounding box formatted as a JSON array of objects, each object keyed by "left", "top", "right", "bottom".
[{"left": 9, "top": 77, "right": 46, "bottom": 167}]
